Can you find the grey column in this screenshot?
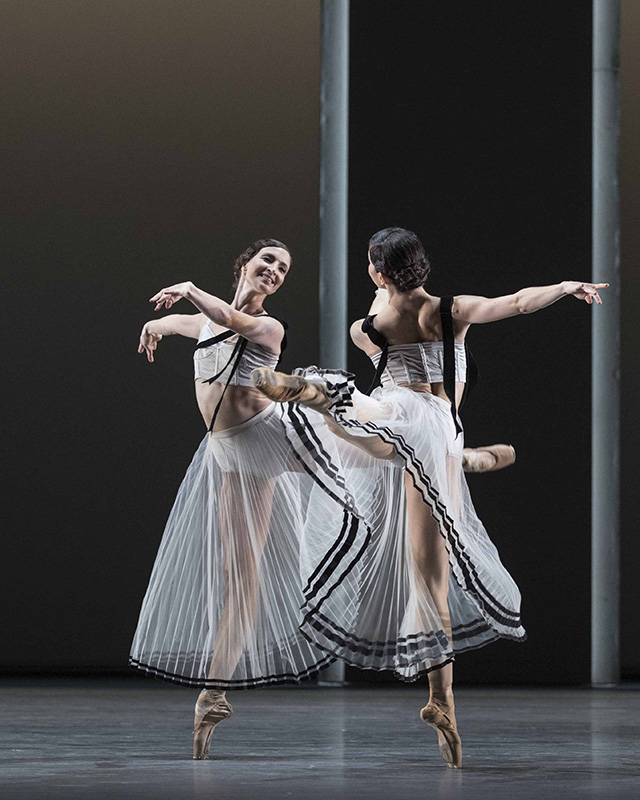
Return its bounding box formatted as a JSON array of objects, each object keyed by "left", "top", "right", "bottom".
[
  {"left": 318, "top": 0, "right": 349, "bottom": 685},
  {"left": 592, "top": 0, "right": 620, "bottom": 686},
  {"left": 319, "top": 0, "right": 349, "bottom": 370}
]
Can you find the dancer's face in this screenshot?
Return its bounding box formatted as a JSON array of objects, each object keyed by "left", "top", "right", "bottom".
[{"left": 243, "top": 247, "right": 291, "bottom": 295}]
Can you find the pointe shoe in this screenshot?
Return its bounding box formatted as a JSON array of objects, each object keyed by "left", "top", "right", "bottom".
[
  {"left": 420, "top": 698, "right": 462, "bottom": 769},
  {"left": 462, "top": 444, "right": 516, "bottom": 473},
  {"left": 193, "top": 690, "right": 233, "bottom": 760},
  {"left": 250, "top": 368, "right": 332, "bottom": 411}
]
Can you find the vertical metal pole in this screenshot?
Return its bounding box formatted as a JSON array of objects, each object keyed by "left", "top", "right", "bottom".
[
  {"left": 319, "top": 0, "right": 349, "bottom": 370},
  {"left": 318, "top": 0, "right": 349, "bottom": 685},
  {"left": 592, "top": 0, "right": 620, "bottom": 686}
]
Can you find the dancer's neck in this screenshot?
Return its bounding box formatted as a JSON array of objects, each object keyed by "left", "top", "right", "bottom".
[
  {"left": 386, "top": 285, "right": 433, "bottom": 307},
  {"left": 231, "top": 286, "right": 267, "bottom": 316}
]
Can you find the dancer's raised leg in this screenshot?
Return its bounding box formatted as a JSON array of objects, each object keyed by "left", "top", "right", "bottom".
[
  {"left": 252, "top": 369, "right": 516, "bottom": 472},
  {"left": 462, "top": 444, "right": 515, "bottom": 473}
]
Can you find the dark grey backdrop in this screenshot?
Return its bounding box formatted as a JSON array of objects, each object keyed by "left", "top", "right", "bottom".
[
  {"left": 2, "top": 1, "right": 634, "bottom": 684},
  {"left": 0, "top": 0, "right": 321, "bottom": 670},
  {"left": 346, "top": 0, "right": 592, "bottom": 685},
  {"left": 620, "top": 0, "right": 640, "bottom": 680}
]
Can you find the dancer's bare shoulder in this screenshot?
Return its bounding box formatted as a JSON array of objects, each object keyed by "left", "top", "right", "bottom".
[
  {"left": 376, "top": 294, "right": 444, "bottom": 344},
  {"left": 350, "top": 318, "right": 380, "bottom": 355}
]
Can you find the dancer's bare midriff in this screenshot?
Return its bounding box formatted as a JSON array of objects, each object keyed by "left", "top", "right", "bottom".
[{"left": 195, "top": 380, "right": 274, "bottom": 432}]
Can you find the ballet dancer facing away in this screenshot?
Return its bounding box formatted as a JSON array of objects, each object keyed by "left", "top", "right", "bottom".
[{"left": 252, "top": 227, "right": 607, "bottom": 768}]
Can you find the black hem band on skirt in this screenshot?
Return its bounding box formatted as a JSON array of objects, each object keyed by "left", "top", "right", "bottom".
[{"left": 128, "top": 653, "right": 337, "bottom": 691}]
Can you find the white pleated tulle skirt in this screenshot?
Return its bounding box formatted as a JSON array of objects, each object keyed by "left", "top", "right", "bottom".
[
  {"left": 285, "top": 368, "right": 527, "bottom": 681},
  {"left": 130, "top": 375, "right": 525, "bottom": 689},
  {"left": 129, "top": 403, "right": 337, "bottom": 688}
]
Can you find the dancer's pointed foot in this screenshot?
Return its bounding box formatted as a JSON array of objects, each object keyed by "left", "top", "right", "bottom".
[
  {"left": 250, "top": 368, "right": 331, "bottom": 411},
  {"left": 193, "top": 689, "right": 233, "bottom": 760},
  {"left": 420, "top": 695, "right": 462, "bottom": 769},
  {"left": 462, "top": 444, "right": 516, "bottom": 473}
]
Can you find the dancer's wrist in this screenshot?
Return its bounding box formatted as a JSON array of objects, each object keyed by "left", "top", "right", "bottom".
[{"left": 183, "top": 281, "right": 196, "bottom": 301}]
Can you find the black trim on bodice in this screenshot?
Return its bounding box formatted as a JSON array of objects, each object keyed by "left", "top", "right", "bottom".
[
  {"left": 361, "top": 297, "right": 478, "bottom": 436},
  {"left": 194, "top": 314, "right": 288, "bottom": 432},
  {"left": 362, "top": 315, "right": 389, "bottom": 394}
]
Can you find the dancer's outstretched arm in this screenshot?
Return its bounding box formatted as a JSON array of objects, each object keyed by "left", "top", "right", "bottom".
[
  {"left": 148, "top": 281, "right": 284, "bottom": 352},
  {"left": 138, "top": 313, "right": 206, "bottom": 362},
  {"left": 454, "top": 281, "right": 608, "bottom": 325}
]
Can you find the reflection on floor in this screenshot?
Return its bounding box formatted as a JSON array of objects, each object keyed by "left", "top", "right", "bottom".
[{"left": 1, "top": 679, "right": 639, "bottom": 800}]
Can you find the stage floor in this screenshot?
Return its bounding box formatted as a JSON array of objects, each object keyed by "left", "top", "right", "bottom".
[{"left": 1, "top": 679, "right": 638, "bottom": 800}]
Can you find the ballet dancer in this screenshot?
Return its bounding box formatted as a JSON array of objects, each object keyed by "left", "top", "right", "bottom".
[
  {"left": 130, "top": 239, "right": 341, "bottom": 759},
  {"left": 252, "top": 227, "right": 607, "bottom": 768}
]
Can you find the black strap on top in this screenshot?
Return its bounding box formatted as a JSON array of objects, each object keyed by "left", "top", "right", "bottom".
[
  {"left": 362, "top": 315, "right": 388, "bottom": 395},
  {"left": 439, "top": 296, "right": 462, "bottom": 436},
  {"left": 440, "top": 296, "right": 479, "bottom": 437},
  {"left": 195, "top": 314, "right": 288, "bottom": 432},
  {"left": 268, "top": 315, "right": 289, "bottom": 366}
]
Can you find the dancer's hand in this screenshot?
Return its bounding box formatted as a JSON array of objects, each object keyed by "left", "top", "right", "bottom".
[
  {"left": 150, "top": 282, "right": 194, "bottom": 311},
  {"left": 562, "top": 281, "right": 609, "bottom": 305},
  {"left": 138, "top": 324, "right": 162, "bottom": 362}
]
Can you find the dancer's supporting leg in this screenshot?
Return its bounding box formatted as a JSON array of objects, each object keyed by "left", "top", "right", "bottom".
[
  {"left": 193, "top": 472, "right": 276, "bottom": 759},
  {"left": 405, "top": 466, "right": 463, "bottom": 770}
]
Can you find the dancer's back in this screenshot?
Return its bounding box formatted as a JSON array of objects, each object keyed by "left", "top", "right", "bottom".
[{"left": 351, "top": 288, "right": 468, "bottom": 407}]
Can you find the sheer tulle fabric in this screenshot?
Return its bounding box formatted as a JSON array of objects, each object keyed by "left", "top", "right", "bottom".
[
  {"left": 285, "top": 369, "right": 527, "bottom": 680},
  {"left": 130, "top": 373, "right": 525, "bottom": 689},
  {"left": 129, "top": 404, "right": 337, "bottom": 688}
]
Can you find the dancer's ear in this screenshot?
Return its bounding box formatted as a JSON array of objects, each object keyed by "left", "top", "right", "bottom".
[{"left": 368, "top": 260, "right": 387, "bottom": 289}]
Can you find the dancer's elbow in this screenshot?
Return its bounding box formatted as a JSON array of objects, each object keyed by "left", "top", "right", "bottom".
[{"left": 514, "top": 292, "right": 532, "bottom": 314}]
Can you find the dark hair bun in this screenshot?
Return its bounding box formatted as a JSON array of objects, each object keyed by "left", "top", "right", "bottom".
[{"left": 368, "top": 227, "right": 430, "bottom": 292}]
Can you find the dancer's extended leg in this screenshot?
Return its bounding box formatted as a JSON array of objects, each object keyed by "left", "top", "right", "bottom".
[
  {"left": 462, "top": 444, "right": 515, "bottom": 472},
  {"left": 193, "top": 472, "right": 275, "bottom": 759},
  {"left": 252, "top": 370, "right": 515, "bottom": 472},
  {"left": 251, "top": 367, "right": 399, "bottom": 460}
]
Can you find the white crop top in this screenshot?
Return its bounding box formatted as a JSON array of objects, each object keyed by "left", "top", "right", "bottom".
[
  {"left": 194, "top": 322, "right": 281, "bottom": 386},
  {"left": 370, "top": 341, "right": 467, "bottom": 387}
]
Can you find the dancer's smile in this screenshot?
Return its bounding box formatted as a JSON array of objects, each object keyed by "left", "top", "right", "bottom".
[{"left": 243, "top": 247, "right": 291, "bottom": 294}]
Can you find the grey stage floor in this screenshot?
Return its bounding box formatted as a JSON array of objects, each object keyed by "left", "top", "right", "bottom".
[{"left": 1, "top": 679, "right": 639, "bottom": 800}]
